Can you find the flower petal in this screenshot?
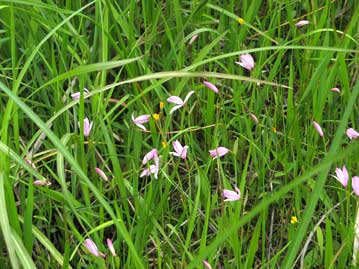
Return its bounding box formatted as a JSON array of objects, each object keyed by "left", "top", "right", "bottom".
[
  {"left": 167, "top": 96, "right": 184, "bottom": 105},
  {"left": 203, "top": 81, "right": 219, "bottom": 94},
  {"left": 312, "top": 121, "right": 324, "bottom": 137},
  {"left": 353, "top": 176, "right": 359, "bottom": 196},
  {"left": 169, "top": 104, "right": 183, "bottom": 114},
  {"left": 183, "top": 91, "right": 195, "bottom": 104},
  {"left": 295, "top": 20, "right": 309, "bottom": 27}
]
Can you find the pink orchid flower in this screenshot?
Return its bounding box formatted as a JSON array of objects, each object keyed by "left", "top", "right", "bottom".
[
  {"left": 140, "top": 164, "right": 159, "bottom": 179},
  {"left": 203, "top": 81, "right": 219, "bottom": 94},
  {"left": 132, "top": 113, "right": 150, "bottom": 131},
  {"left": 235, "top": 53, "right": 255, "bottom": 71},
  {"left": 295, "top": 20, "right": 309, "bottom": 27},
  {"left": 141, "top": 149, "right": 160, "bottom": 179},
  {"left": 223, "top": 186, "right": 241, "bottom": 202},
  {"left": 79, "top": 117, "right": 93, "bottom": 138},
  {"left": 95, "top": 167, "right": 109, "bottom": 181},
  {"left": 167, "top": 91, "right": 195, "bottom": 114},
  {"left": 346, "top": 128, "right": 359, "bottom": 139},
  {"left": 352, "top": 176, "right": 359, "bottom": 196},
  {"left": 107, "top": 239, "right": 116, "bottom": 257},
  {"left": 333, "top": 165, "right": 348, "bottom": 187},
  {"left": 330, "top": 87, "right": 340, "bottom": 94},
  {"left": 312, "top": 121, "right": 324, "bottom": 137},
  {"left": 84, "top": 238, "right": 101, "bottom": 257},
  {"left": 142, "top": 149, "right": 159, "bottom": 165},
  {"left": 209, "top": 147, "right": 230, "bottom": 159},
  {"left": 170, "top": 140, "right": 188, "bottom": 159},
  {"left": 71, "top": 88, "right": 89, "bottom": 100}
]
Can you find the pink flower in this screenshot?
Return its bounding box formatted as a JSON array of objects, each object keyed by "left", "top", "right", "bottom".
[
  {"left": 295, "top": 20, "right": 309, "bottom": 27},
  {"left": 346, "top": 128, "right": 359, "bottom": 140},
  {"left": 140, "top": 164, "right": 159, "bottom": 179},
  {"left": 71, "top": 88, "right": 89, "bottom": 100},
  {"left": 107, "top": 239, "right": 116, "bottom": 257},
  {"left": 333, "top": 165, "right": 349, "bottom": 187},
  {"left": 79, "top": 117, "right": 93, "bottom": 137},
  {"left": 249, "top": 113, "right": 258, "bottom": 124},
  {"left": 202, "top": 260, "right": 212, "bottom": 269},
  {"left": 209, "top": 147, "right": 230, "bottom": 159},
  {"left": 235, "top": 53, "right": 255, "bottom": 71},
  {"left": 167, "top": 91, "right": 195, "bottom": 114},
  {"left": 223, "top": 186, "right": 241, "bottom": 202},
  {"left": 352, "top": 176, "right": 359, "bottom": 196},
  {"left": 330, "top": 87, "right": 340, "bottom": 94},
  {"left": 141, "top": 149, "right": 160, "bottom": 179},
  {"left": 95, "top": 167, "right": 109, "bottom": 181},
  {"left": 170, "top": 140, "right": 188, "bottom": 159},
  {"left": 312, "top": 121, "right": 324, "bottom": 137},
  {"left": 142, "top": 149, "right": 159, "bottom": 165},
  {"left": 132, "top": 113, "right": 150, "bottom": 131},
  {"left": 203, "top": 81, "right": 219, "bottom": 94},
  {"left": 84, "top": 238, "right": 100, "bottom": 257},
  {"left": 33, "top": 180, "right": 50, "bottom": 186}
]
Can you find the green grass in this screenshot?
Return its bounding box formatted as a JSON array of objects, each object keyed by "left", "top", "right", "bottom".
[{"left": 0, "top": 0, "right": 359, "bottom": 268}]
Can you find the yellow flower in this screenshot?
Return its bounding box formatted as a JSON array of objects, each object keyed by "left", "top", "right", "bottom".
[
  {"left": 272, "top": 127, "right": 277, "bottom": 133},
  {"left": 161, "top": 141, "right": 167, "bottom": 148},
  {"left": 237, "top": 17, "right": 244, "bottom": 25},
  {"left": 159, "top": 101, "right": 164, "bottom": 110},
  {"left": 290, "top": 216, "right": 298, "bottom": 224},
  {"left": 152, "top": 113, "right": 160, "bottom": 121}
]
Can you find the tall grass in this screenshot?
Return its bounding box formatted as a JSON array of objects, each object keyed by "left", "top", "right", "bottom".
[{"left": 0, "top": 1, "right": 359, "bottom": 268}]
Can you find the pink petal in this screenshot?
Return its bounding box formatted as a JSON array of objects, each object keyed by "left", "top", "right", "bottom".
[
  {"left": 330, "top": 87, "right": 340, "bottom": 94},
  {"left": 132, "top": 113, "right": 150, "bottom": 124},
  {"left": 202, "top": 260, "right": 212, "bottom": 269},
  {"left": 169, "top": 104, "right": 184, "bottom": 114},
  {"left": 83, "top": 117, "right": 92, "bottom": 137},
  {"left": 95, "top": 167, "right": 109, "bottom": 181},
  {"left": 183, "top": 91, "right": 195, "bottom": 104},
  {"left": 209, "top": 147, "right": 230, "bottom": 159},
  {"left": 172, "top": 140, "right": 183, "bottom": 154},
  {"left": 223, "top": 188, "right": 240, "bottom": 201},
  {"left": 352, "top": 176, "right": 359, "bottom": 196},
  {"left": 167, "top": 96, "right": 184, "bottom": 105},
  {"left": 346, "top": 128, "right": 359, "bottom": 139},
  {"left": 142, "top": 149, "right": 158, "bottom": 165},
  {"left": 33, "top": 180, "right": 50, "bottom": 186},
  {"left": 180, "top": 146, "right": 188, "bottom": 159},
  {"left": 312, "top": 121, "right": 324, "bottom": 137},
  {"left": 203, "top": 81, "right": 219, "bottom": 94},
  {"left": 334, "top": 165, "right": 348, "bottom": 187},
  {"left": 295, "top": 20, "right": 310, "bottom": 27},
  {"left": 107, "top": 239, "right": 116, "bottom": 257},
  {"left": 71, "top": 88, "right": 89, "bottom": 100},
  {"left": 236, "top": 53, "right": 254, "bottom": 71},
  {"left": 84, "top": 238, "right": 99, "bottom": 257}
]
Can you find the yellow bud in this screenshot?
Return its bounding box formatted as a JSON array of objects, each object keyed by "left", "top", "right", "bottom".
[
  {"left": 272, "top": 127, "right": 277, "bottom": 133},
  {"left": 159, "top": 101, "right": 164, "bottom": 110},
  {"left": 152, "top": 113, "right": 160, "bottom": 121},
  {"left": 161, "top": 141, "right": 167, "bottom": 148},
  {"left": 237, "top": 17, "right": 244, "bottom": 25}
]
